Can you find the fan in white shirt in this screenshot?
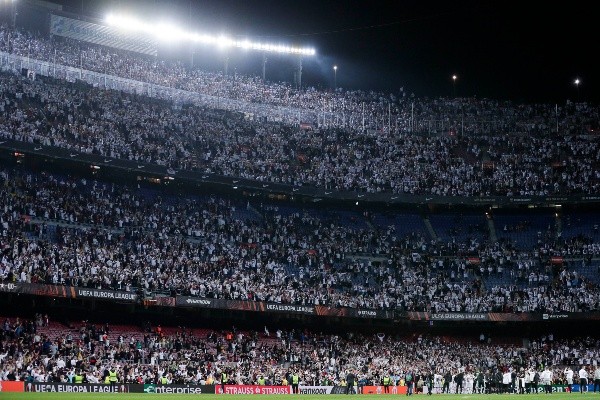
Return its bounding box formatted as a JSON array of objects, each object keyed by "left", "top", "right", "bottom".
[
  {"left": 564, "top": 367, "right": 574, "bottom": 391},
  {"left": 578, "top": 367, "right": 589, "bottom": 393}
]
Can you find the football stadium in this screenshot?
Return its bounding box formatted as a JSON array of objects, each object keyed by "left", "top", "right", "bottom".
[{"left": 0, "top": 0, "right": 599, "bottom": 399}]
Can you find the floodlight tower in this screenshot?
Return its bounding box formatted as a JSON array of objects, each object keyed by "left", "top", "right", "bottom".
[
  {"left": 333, "top": 65, "right": 338, "bottom": 90},
  {"left": 452, "top": 74, "right": 457, "bottom": 98},
  {"left": 105, "top": 13, "right": 316, "bottom": 88}
]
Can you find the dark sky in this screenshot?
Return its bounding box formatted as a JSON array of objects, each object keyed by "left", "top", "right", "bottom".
[{"left": 50, "top": 0, "right": 596, "bottom": 103}]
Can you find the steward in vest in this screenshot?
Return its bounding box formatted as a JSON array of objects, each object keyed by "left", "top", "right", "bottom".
[
  {"left": 221, "top": 371, "right": 228, "bottom": 394},
  {"left": 257, "top": 375, "right": 266, "bottom": 385},
  {"left": 292, "top": 373, "right": 300, "bottom": 394},
  {"left": 161, "top": 375, "right": 169, "bottom": 385},
  {"left": 383, "top": 375, "right": 391, "bottom": 393},
  {"left": 74, "top": 372, "right": 84, "bottom": 383},
  {"left": 108, "top": 367, "right": 118, "bottom": 388}
]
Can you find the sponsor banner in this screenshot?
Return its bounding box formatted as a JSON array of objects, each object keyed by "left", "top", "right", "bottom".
[
  {"left": 264, "top": 303, "right": 315, "bottom": 315},
  {"left": 0, "top": 282, "right": 68, "bottom": 297},
  {"left": 0, "top": 381, "right": 24, "bottom": 392},
  {"left": 542, "top": 313, "right": 570, "bottom": 320},
  {"left": 314, "top": 305, "right": 393, "bottom": 319},
  {"left": 407, "top": 312, "right": 600, "bottom": 322},
  {"left": 128, "top": 384, "right": 145, "bottom": 393},
  {"left": 298, "top": 386, "right": 334, "bottom": 394},
  {"left": 146, "top": 296, "right": 176, "bottom": 307},
  {"left": 176, "top": 296, "right": 315, "bottom": 315},
  {"left": 361, "top": 385, "right": 407, "bottom": 395},
  {"left": 330, "top": 386, "right": 349, "bottom": 394},
  {"left": 535, "top": 312, "right": 600, "bottom": 321},
  {"left": 178, "top": 296, "right": 215, "bottom": 308},
  {"left": 50, "top": 14, "right": 157, "bottom": 56},
  {"left": 72, "top": 287, "right": 138, "bottom": 302},
  {"left": 581, "top": 195, "right": 600, "bottom": 202},
  {"left": 430, "top": 313, "right": 488, "bottom": 321},
  {"left": 143, "top": 384, "right": 215, "bottom": 394},
  {"left": 0, "top": 282, "right": 137, "bottom": 302},
  {"left": 176, "top": 296, "right": 392, "bottom": 319},
  {"left": 529, "top": 385, "right": 593, "bottom": 393},
  {"left": 28, "top": 383, "right": 129, "bottom": 393},
  {"left": 0, "top": 282, "right": 20, "bottom": 293},
  {"left": 176, "top": 296, "right": 261, "bottom": 312},
  {"left": 569, "top": 384, "right": 595, "bottom": 393},
  {"left": 216, "top": 385, "right": 291, "bottom": 395}
]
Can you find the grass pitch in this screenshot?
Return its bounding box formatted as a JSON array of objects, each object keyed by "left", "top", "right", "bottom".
[{"left": 1, "top": 394, "right": 600, "bottom": 400}]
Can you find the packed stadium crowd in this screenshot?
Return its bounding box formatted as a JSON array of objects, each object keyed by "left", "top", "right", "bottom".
[
  {"left": 0, "top": 71, "right": 599, "bottom": 196},
  {"left": 0, "top": 167, "right": 599, "bottom": 313},
  {"left": 1, "top": 18, "right": 600, "bottom": 396},
  {"left": 3, "top": 24, "right": 599, "bottom": 134},
  {"left": 1, "top": 25, "right": 599, "bottom": 196},
  {"left": 2, "top": 316, "right": 600, "bottom": 393}
]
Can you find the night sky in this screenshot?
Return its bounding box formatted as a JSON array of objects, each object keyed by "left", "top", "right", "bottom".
[{"left": 50, "top": 0, "right": 597, "bottom": 103}]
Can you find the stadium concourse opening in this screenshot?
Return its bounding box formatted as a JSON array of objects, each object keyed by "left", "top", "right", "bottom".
[{"left": 0, "top": 0, "right": 600, "bottom": 396}]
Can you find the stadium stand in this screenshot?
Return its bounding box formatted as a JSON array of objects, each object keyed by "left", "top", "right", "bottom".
[
  {"left": 1, "top": 315, "right": 600, "bottom": 392},
  {"left": 0, "top": 14, "right": 599, "bottom": 396},
  {"left": 0, "top": 24, "right": 599, "bottom": 196}
]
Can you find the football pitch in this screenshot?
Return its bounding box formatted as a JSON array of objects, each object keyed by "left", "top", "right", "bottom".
[{"left": 2, "top": 395, "right": 600, "bottom": 400}]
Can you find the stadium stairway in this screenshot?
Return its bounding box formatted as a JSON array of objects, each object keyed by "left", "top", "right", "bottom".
[
  {"left": 246, "top": 203, "right": 264, "bottom": 220},
  {"left": 423, "top": 216, "right": 438, "bottom": 241},
  {"left": 487, "top": 216, "right": 498, "bottom": 242}
]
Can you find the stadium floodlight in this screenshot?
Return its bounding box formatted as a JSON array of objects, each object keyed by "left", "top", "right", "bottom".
[
  {"left": 452, "top": 74, "right": 458, "bottom": 98},
  {"left": 106, "top": 13, "right": 316, "bottom": 56}
]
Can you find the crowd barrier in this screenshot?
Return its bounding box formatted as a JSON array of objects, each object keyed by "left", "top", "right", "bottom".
[
  {"left": 5, "top": 281, "right": 600, "bottom": 322},
  {"left": 0, "top": 382, "right": 215, "bottom": 393},
  {"left": 2, "top": 381, "right": 597, "bottom": 394},
  {"left": 216, "top": 385, "right": 291, "bottom": 395}
]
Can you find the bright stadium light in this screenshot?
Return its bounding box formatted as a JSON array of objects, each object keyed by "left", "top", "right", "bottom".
[
  {"left": 105, "top": 13, "right": 316, "bottom": 56},
  {"left": 157, "top": 23, "right": 186, "bottom": 42},
  {"left": 106, "top": 14, "right": 153, "bottom": 34},
  {"left": 217, "top": 36, "right": 233, "bottom": 48}
]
